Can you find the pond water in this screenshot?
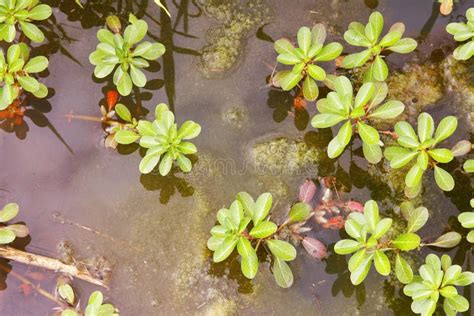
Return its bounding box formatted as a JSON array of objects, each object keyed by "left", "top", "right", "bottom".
[{"left": 0, "top": 0, "right": 472, "bottom": 315}]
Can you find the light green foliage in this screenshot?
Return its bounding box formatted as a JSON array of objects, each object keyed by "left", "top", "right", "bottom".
[
  {"left": 384, "top": 112, "right": 458, "bottom": 194},
  {"left": 334, "top": 200, "right": 426, "bottom": 285},
  {"left": 114, "top": 103, "right": 201, "bottom": 176},
  {"left": 0, "top": 0, "right": 52, "bottom": 43},
  {"left": 341, "top": 11, "right": 417, "bottom": 82},
  {"left": 273, "top": 24, "right": 343, "bottom": 101},
  {"left": 446, "top": 8, "right": 474, "bottom": 60},
  {"left": 207, "top": 192, "right": 310, "bottom": 288},
  {"left": 61, "top": 291, "right": 119, "bottom": 316},
  {"left": 0, "top": 43, "right": 49, "bottom": 109},
  {"left": 89, "top": 14, "right": 165, "bottom": 96},
  {"left": 311, "top": 76, "right": 404, "bottom": 163},
  {"left": 404, "top": 254, "right": 474, "bottom": 316},
  {"left": 0, "top": 202, "right": 29, "bottom": 244},
  {"left": 458, "top": 211, "right": 474, "bottom": 243}
]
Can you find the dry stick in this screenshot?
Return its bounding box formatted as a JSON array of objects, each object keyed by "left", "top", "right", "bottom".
[
  {"left": 0, "top": 246, "right": 108, "bottom": 289},
  {"left": 53, "top": 213, "right": 144, "bottom": 253}
]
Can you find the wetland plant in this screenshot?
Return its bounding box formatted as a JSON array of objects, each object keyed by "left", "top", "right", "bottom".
[
  {"left": 311, "top": 76, "right": 404, "bottom": 163},
  {"left": 340, "top": 11, "right": 417, "bottom": 82},
  {"left": 61, "top": 290, "right": 119, "bottom": 316},
  {"left": 446, "top": 8, "right": 474, "bottom": 60},
  {"left": 0, "top": 0, "right": 52, "bottom": 43},
  {"left": 458, "top": 211, "right": 474, "bottom": 243},
  {"left": 403, "top": 254, "right": 474, "bottom": 316},
  {"left": 0, "top": 202, "right": 29, "bottom": 244},
  {"left": 0, "top": 43, "right": 49, "bottom": 109},
  {"left": 384, "top": 113, "right": 458, "bottom": 194},
  {"left": 114, "top": 103, "right": 201, "bottom": 176},
  {"left": 207, "top": 192, "right": 316, "bottom": 288},
  {"left": 89, "top": 14, "right": 165, "bottom": 96},
  {"left": 273, "top": 24, "right": 343, "bottom": 101}
]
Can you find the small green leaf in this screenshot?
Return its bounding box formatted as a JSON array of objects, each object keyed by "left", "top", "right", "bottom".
[
  {"left": 452, "top": 271, "right": 474, "bottom": 286},
  {"left": 0, "top": 228, "right": 16, "bottom": 244},
  {"left": 19, "top": 21, "right": 44, "bottom": 43},
  {"left": 266, "top": 239, "right": 297, "bottom": 261},
  {"left": 213, "top": 236, "right": 238, "bottom": 262},
  {"left": 129, "top": 65, "right": 147, "bottom": 87},
  {"left": 389, "top": 150, "right": 418, "bottom": 169},
  {"left": 372, "top": 218, "right": 393, "bottom": 239},
  {"left": 253, "top": 193, "right": 272, "bottom": 225},
  {"left": 357, "top": 122, "right": 380, "bottom": 145},
  {"left": 406, "top": 207, "right": 429, "bottom": 233},
  {"left": 354, "top": 82, "right": 375, "bottom": 108},
  {"left": 28, "top": 4, "right": 52, "bottom": 20},
  {"left": 369, "top": 100, "right": 404, "bottom": 119},
  {"left": 115, "top": 103, "right": 132, "bottom": 122},
  {"left": 249, "top": 221, "right": 277, "bottom": 239},
  {"left": 288, "top": 202, "right": 311, "bottom": 223},
  {"left": 237, "top": 237, "right": 258, "bottom": 279},
  {"left": 0, "top": 203, "right": 19, "bottom": 222},
  {"left": 344, "top": 22, "right": 371, "bottom": 47},
  {"left": 236, "top": 192, "right": 255, "bottom": 217},
  {"left": 307, "top": 64, "right": 326, "bottom": 81},
  {"left": 428, "top": 148, "right": 454, "bottom": 163},
  {"left": 297, "top": 27, "right": 312, "bottom": 56},
  {"left": 23, "top": 56, "right": 48, "bottom": 73},
  {"left": 302, "top": 76, "right": 319, "bottom": 101},
  {"left": 417, "top": 112, "right": 434, "bottom": 143},
  {"left": 139, "top": 153, "right": 160, "bottom": 174},
  {"left": 177, "top": 121, "right": 201, "bottom": 140},
  {"left": 458, "top": 212, "right": 474, "bottom": 229},
  {"left": 280, "top": 71, "right": 303, "bottom": 90},
  {"left": 374, "top": 251, "right": 390, "bottom": 276},
  {"left": 139, "top": 43, "right": 165, "bottom": 60},
  {"left": 311, "top": 23, "right": 327, "bottom": 45},
  {"left": 114, "top": 130, "right": 139, "bottom": 144},
  {"left": 445, "top": 295, "right": 469, "bottom": 313},
  {"left": 17, "top": 76, "right": 39, "bottom": 93},
  {"left": 405, "top": 164, "right": 423, "bottom": 188},
  {"left": 362, "top": 142, "right": 382, "bottom": 164},
  {"left": 158, "top": 153, "right": 173, "bottom": 176},
  {"left": 314, "top": 42, "right": 343, "bottom": 61},
  {"left": 364, "top": 200, "right": 379, "bottom": 232},
  {"left": 395, "top": 121, "right": 418, "bottom": 141},
  {"left": 348, "top": 249, "right": 367, "bottom": 273},
  {"left": 116, "top": 69, "right": 133, "bottom": 96},
  {"left": 272, "top": 257, "right": 293, "bottom": 288},
  {"left": 387, "top": 38, "right": 417, "bottom": 54},
  {"left": 334, "top": 239, "right": 363, "bottom": 254},
  {"left": 274, "top": 38, "right": 296, "bottom": 55},
  {"left": 58, "top": 284, "right": 75, "bottom": 305},
  {"left": 311, "top": 113, "right": 346, "bottom": 128},
  {"left": 350, "top": 254, "right": 373, "bottom": 285},
  {"left": 427, "top": 232, "right": 461, "bottom": 248},
  {"left": 327, "top": 136, "right": 346, "bottom": 159},
  {"left": 395, "top": 254, "right": 413, "bottom": 284},
  {"left": 176, "top": 154, "right": 192, "bottom": 172},
  {"left": 372, "top": 55, "right": 388, "bottom": 81},
  {"left": 341, "top": 49, "right": 372, "bottom": 68},
  {"left": 453, "top": 41, "right": 474, "bottom": 60},
  {"left": 434, "top": 166, "right": 455, "bottom": 191},
  {"left": 392, "top": 233, "right": 420, "bottom": 251},
  {"left": 434, "top": 116, "right": 457, "bottom": 144},
  {"left": 366, "top": 11, "right": 384, "bottom": 43}
]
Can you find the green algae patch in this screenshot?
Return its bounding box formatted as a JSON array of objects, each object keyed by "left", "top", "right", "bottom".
[{"left": 197, "top": 0, "right": 272, "bottom": 77}]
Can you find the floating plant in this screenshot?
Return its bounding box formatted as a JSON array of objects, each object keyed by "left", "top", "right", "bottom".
[
  {"left": 0, "top": 202, "right": 29, "bottom": 244},
  {"left": 446, "top": 8, "right": 474, "bottom": 60}
]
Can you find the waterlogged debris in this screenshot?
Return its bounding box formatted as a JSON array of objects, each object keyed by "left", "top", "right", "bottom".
[
  {"left": 298, "top": 179, "right": 317, "bottom": 203},
  {"left": 302, "top": 237, "right": 327, "bottom": 259},
  {"left": 451, "top": 140, "right": 472, "bottom": 157}
]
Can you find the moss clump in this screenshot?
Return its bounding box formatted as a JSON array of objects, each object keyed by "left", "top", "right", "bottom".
[
  {"left": 221, "top": 104, "right": 249, "bottom": 129},
  {"left": 387, "top": 63, "right": 444, "bottom": 114},
  {"left": 249, "top": 136, "right": 322, "bottom": 175},
  {"left": 197, "top": 0, "right": 272, "bottom": 77}
]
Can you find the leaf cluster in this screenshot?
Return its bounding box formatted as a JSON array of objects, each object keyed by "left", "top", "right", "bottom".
[
  {"left": 334, "top": 200, "right": 424, "bottom": 285},
  {"left": 114, "top": 103, "right": 201, "bottom": 176},
  {"left": 273, "top": 23, "right": 343, "bottom": 101},
  {"left": 311, "top": 76, "right": 404, "bottom": 163},
  {"left": 207, "top": 192, "right": 312, "bottom": 288},
  {"left": 404, "top": 254, "right": 474, "bottom": 316},
  {"left": 0, "top": 202, "right": 29, "bottom": 244},
  {"left": 384, "top": 112, "right": 458, "bottom": 193},
  {"left": 0, "top": 43, "right": 49, "bottom": 109},
  {"left": 0, "top": 0, "right": 52, "bottom": 43},
  {"left": 341, "top": 11, "right": 417, "bottom": 82},
  {"left": 89, "top": 14, "right": 166, "bottom": 96},
  {"left": 446, "top": 8, "right": 474, "bottom": 60},
  {"left": 61, "top": 291, "right": 119, "bottom": 316}
]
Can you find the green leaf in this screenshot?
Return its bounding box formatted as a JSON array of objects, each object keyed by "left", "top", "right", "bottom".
[
  {"left": 442, "top": 265, "right": 462, "bottom": 287},
  {"left": 357, "top": 122, "right": 380, "bottom": 145},
  {"left": 139, "top": 43, "right": 165, "bottom": 60},
  {"left": 434, "top": 116, "right": 457, "bottom": 144},
  {"left": 87, "top": 291, "right": 103, "bottom": 309},
  {"left": 369, "top": 100, "right": 404, "bottom": 119},
  {"left": 452, "top": 271, "right": 474, "bottom": 286},
  {"left": 405, "top": 164, "right": 423, "bottom": 188},
  {"left": 177, "top": 121, "right": 201, "bottom": 140},
  {"left": 249, "top": 221, "right": 277, "bottom": 239},
  {"left": 406, "top": 207, "right": 429, "bottom": 233},
  {"left": 277, "top": 53, "right": 301, "bottom": 65},
  {"left": 464, "top": 159, "right": 474, "bottom": 172},
  {"left": 372, "top": 218, "right": 393, "bottom": 239},
  {"left": 272, "top": 257, "right": 293, "bottom": 288},
  {"left": 336, "top": 120, "right": 353, "bottom": 147},
  {"left": 392, "top": 233, "right": 420, "bottom": 251},
  {"left": 176, "top": 142, "right": 197, "bottom": 154},
  {"left": 453, "top": 41, "right": 474, "bottom": 60},
  {"left": 114, "top": 130, "right": 140, "bottom": 144},
  {"left": 116, "top": 69, "right": 133, "bottom": 96},
  {"left": 0, "top": 203, "right": 19, "bottom": 222},
  {"left": 311, "top": 113, "right": 346, "bottom": 128},
  {"left": 23, "top": 56, "right": 48, "bottom": 73},
  {"left": 302, "top": 76, "right": 319, "bottom": 101},
  {"left": 288, "top": 202, "right": 311, "bottom": 223},
  {"left": 344, "top": 219, "right": 363, "bottom": 240},
  {"left": 58, "top": 284, "right": 75, "bottom": 305},
  {"left": 387, "top": 38, "right": 417, "bottom": 54},
  {"left": 362, "top": 142, "right": 382, "bottom": 164},
  {"left": 458, "top": 212, "right": 474, "bottom": 229},
  {"left": 213, "top": 236, "right": 238, "bottom": 262},
  {"left": 280, "top": 71, "right": 303, "bottom": 90},
  {"left": 334, "top": 239, "right": 362, "bottom": 254},
  {"left": 354, "top": 82, "right": 375, "bottom": 108},
  {"left": 237, "top": 238, "right": 258, "bottom": 279},
  {"left": 372, "top": 55, "right": 388, "bottom": 81},
  {"left": 28, "top": 4, "right": 52, "bottom": 20},
  {"left": 114, "top": 103, "right": 132, "bottom": 122},
  {"left": 434, "top": 166, "right": 454, "bottom": 191},
  {"left": 158, "top": 153, "right": 173, "bottom": 176},
  {"left": 348, "top": 249, "right": 367, "bottom": 273},
  {"left": 129, "top": 65, "right": 146, "bottom": 87},
  {"left": 445, "top": 295, "right": 469, "bottom": 313},
  {"left": 253, "top": 193, "right": 272, "bottom": 225},
  {"left": 19, "top": 21, "right": 44, "bottom": 43},
  {"left": 363, "top": 200, "right": 379, "bottom": 232},
  {"left": 417, "top": 112, "right": 434, "bottom": 143},
  {"left": 344, "top": 22, "right": 371, "bottom": 47},
  {"left": 389, "top": 150, "right": 418, "bottom": 169},
  {"left": 307, "top": 64, "right": 326, "bottom": 81},
  {"left": 395, "top": 254, "right": 413, "bottom": 284},
  {"left": 395, "top": 121, "right": 418, "bottom": 141},
  {"left": 417, "top": 151, "right": 429, "bottom": 170},
  {"left": 311, "top": 23, "right": 326, "bottom": 45},
  {"left": 17, "top": 76, "right": 39, "bottom": 93},
  {"left": 379, "top": 30, "right": 403, "bottom": 47},
  {"left": 229, "top": 200, "right": 244, "bottom": 227},
  {"left": 274, "top": 38, "right": 296, "bottom": 55},
  {"left": 366, "top": 11, "right": 384, "bottom": 43},
  {"left": 0, "top": 228, "right": 16, "bottom": 244},
  {"left": 341, "top": 50, "right": 372, "bottom": 68},
  {"left": 97, "top": 29, "right": 115, "bottom": 46},
  {"left": 176, "top": 154, "right": 192, "bottom": 172},
  {"left": 427, "top": 232, "right": 461, "bottom": 248},
  {"left": 350, "top": 254, "right": 373, "bottom": 285},
  {"left": 139, "top": 153, "right": 160, "bottom": 174},
  {"left": 236, "top": 192, "right": 255, "bottom": 217},
  {"left": 428, "top": 148, "right": 454, "bottom": 163},
  {"left": 314, "top": 42, "right": 343, "bottom": 61},
  {"left": 374, "top": 251, "right": 390, "bottom": 276},
  {"left": 266, "top": 239, "right": 296, "bottom": 261},
  {"left": 297, "top": 27, "right": 312, "bottom": 56},
  {"left": 327, "top": 136, "right": 346, "bottom": 159}
]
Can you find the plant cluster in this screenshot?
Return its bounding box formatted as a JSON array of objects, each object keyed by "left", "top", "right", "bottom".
[
  {"left": 60, "top": 290, "right": 119, "bottom": 316},
  {"left": 0, "top": 0, "right": 52, "bottom": 43},
  {"left": 0, "top": 202, "right": 29, "bottom": 244},
  {"left": 404, "top": 254, "right": 474, "bottom": 316},
  {"left": 114, "top": 103, "right": 201, "bottom": 176},
  {"left": 273, "top": 24, "right": 343, "bottom": 101},
  {"left": 89, "top": 14, "right": 165, "bottom": 96},
  {"left": 0, "top": 43, "right": 48, "bottom": 109},
  {"left": 384, "top": 112, "right": 458, "bottom": 193},
  {"left": 446, "top": 8, "right": 474, "bottom": 60},
  {"left": 340, "top": 11, "right": 417, "bottom": 82},
  {"left": 311, "top": 76, "right": 404, "bottom": 163},
  {"left": 207, "top": 192, "right": 317, "bottom": 288}
]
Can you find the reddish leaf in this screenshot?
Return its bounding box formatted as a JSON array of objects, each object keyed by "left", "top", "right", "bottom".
[
  {"left": 106, "top": 90, "right": 119, "bottom": 111},
  {"left": 346, "top": 201, "right": 364, "bottom": 213},
  {"left": 299, "top": 179, "right": 317, "bottom": 203},
  {"left": 302, "top": 237, "right": 327, "bottom": 259},
  {"left": 322, "top": 215, "right": 345, "bottom": 229}
]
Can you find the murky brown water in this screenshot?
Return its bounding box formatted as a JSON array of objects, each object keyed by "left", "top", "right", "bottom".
[{"left": 0, "top": 0, "right": 472, "bottom": 315}]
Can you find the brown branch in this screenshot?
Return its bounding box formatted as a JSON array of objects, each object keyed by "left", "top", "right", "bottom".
[{"left": 0, "top": 246, "right": 108, "bottom": 289}]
